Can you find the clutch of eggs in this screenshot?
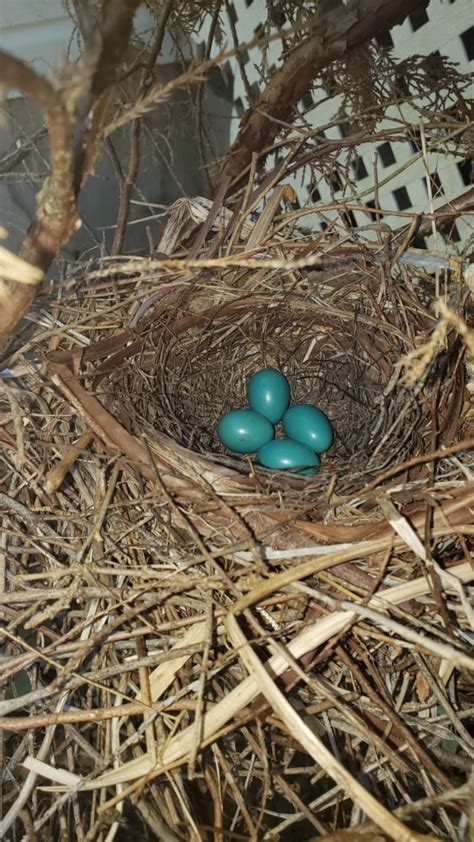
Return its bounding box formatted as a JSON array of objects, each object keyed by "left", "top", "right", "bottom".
[{"left": 217, "top": 367, "right": 334, "bottom": 474}]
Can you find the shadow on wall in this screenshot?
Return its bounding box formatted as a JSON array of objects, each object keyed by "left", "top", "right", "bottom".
[{"left": 0, "top": 63, "right": 234, "bottom": 260}]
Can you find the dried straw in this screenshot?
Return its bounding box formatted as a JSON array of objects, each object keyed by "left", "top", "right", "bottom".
[{"left": 1, "top": 187, "right": 473, "bottom": 841}]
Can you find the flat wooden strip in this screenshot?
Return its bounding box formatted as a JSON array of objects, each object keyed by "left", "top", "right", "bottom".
[{"left": 23, "top": 757, "right": 80, "bottom": 786}]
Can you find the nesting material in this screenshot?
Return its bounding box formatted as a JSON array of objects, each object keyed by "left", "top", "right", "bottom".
[{"left": 1, "top": 209, "right": 473, "bottom": 841}]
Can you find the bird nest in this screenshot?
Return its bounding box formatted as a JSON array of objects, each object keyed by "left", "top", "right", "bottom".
[
  {"left": 82, "top": 253, "right": 467, "bottom": 507},
  {"left": 2, "top": 217, "right": 473, "bottom": 841}
]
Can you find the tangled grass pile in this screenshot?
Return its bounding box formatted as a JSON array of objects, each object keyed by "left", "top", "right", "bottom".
[{"left": 0, "top": 196, "right": 473, "bottom": 841}]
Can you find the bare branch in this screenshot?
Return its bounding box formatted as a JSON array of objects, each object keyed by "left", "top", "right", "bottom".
[
  {"left": 0, "top": 127, "right": 47, "bottom": 176},
  {"left": 147, "top": 0, "right": 175, "bottom": 71},
  {"left": 110, "top": 0, "right": 174, "bottom": 254},
  {"left": 415, "top": 186, "right": 474, "bottom": 236},
  {"left": 91, "top": 0, "right": 144, "bottom": 96},
  {"left": 111, "top": 118, "right": 141, "bottom": 254},
  {"left": 0, "top": 53, "right": 73, "bottom": 343}
]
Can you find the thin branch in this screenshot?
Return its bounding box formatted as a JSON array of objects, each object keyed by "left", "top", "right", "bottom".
[
  {"left": 0, "top": 127, "right": 48, "bottom": 176},
  {"left": 147, "top": 0, "right": 175, "bottom": 71},
  {"left": 413, "top": 185, "right": 474, "bottom": 236},
  {"left": 195, "top": 0, "right": 223, "bottom": 194},
  {"left": 110, "top": 0, "right": 174, "bottom": 255},
  {"left": 111, "top": 118, "right": 141, "bottom": 254}
]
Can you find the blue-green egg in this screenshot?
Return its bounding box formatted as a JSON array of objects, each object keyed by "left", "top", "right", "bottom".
[
  {"left": 247, "top": 368, "right": 290, "bottom": 423},
  {"left": 283, "top": 404, "right": 334, "bottom": 453},
  {"left": 218, "top": 409, "right": 274, "bottom": 453},
  {"left": 257, "top": 438, "right": 320, "bottom": 475}
]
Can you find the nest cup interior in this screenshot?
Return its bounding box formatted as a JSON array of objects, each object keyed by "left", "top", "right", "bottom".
[
  {"left": 155, "top": 300, "right": 380, "bottom": 459},
  {"left": 103, "top": 280, "right": 440, "bottom": 482}
]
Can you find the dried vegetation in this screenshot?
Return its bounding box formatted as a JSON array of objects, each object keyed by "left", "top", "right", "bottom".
[{"left": 0, "top": 1, "right": 473, "bottom": 840}]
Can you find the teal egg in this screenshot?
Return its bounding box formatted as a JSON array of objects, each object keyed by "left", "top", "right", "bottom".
[
  {"left": 218, "top": 409, "right": 274, "bottom": 453},
  {"left": 247, "top": 368, "right": 290, "bottom": 423},
  {"left": 283, "top": 404, "right": 334, "bottom": 453},
  {"left": 257, "top": 438, "right": 320, "bottom": 475}
]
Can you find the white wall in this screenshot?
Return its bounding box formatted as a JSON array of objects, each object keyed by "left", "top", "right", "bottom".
[
  {"left": 0, "top": 1, "right": 79, "bottom": 83},
  {"left": 0, "top": 0, "right": 184, "bottom": 92}
]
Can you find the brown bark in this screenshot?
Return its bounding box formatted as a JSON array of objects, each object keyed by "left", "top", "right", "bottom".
[{"left": 220, "top": 0, "right": 430, "bottom": 186}]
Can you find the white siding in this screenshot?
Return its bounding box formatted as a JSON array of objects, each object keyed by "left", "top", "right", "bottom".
[
  {"left": 0, "top": 0, "right": 181, "bottom": 92},
  {"left": 0, "top": 0, "right": 80, "bottom": 79}
]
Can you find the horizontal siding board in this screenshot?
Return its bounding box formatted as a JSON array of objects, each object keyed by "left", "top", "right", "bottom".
[{"left": 0, "top": 0, "right": 69, "bottom": 29}]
